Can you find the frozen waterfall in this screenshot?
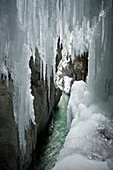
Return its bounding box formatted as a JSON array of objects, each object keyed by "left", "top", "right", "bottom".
[
  {"left": 53, "top": 0, "right": 113, "bottom": 170},
  {"left": 0, "top": 0, "right": 113, "bottom": 161}
]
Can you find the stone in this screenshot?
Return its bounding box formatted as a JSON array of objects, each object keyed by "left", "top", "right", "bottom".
[{"left": 0, "top": 45, "right": 62, "bottom": 170}]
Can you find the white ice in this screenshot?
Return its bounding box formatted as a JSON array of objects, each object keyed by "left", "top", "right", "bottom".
[
  {"left": 53, "top": 0, "right": 113, "bottom": 169},
  {"left": 53, "top": 154, "right": 109, "bottom": 170},
  {"left": 0, "top": 0, "right": 113, "bottom": 156},
  {"left": 54, "top": 81, "right": 113, "bottom": 170}
]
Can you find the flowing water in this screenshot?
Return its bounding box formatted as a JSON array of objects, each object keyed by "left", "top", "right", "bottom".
[{"left": 34, "top": 92, "right": 69, "bottom": 170}]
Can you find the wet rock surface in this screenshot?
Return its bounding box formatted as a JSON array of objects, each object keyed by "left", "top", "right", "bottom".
[
  {"left": 29, "top": 48, "right": 62, "bottom": 135},
  {"left": 57, "top": 52, "right": 88, "bottom": 94},
  {"left": 62, "top": 52, "right": 88, "bottom": 81},
  {"left": 0, "top": 47, "right": 61, "bottom": 170},
  {"left": 0, "top": 80, "right": 19, "bottom": 170}
]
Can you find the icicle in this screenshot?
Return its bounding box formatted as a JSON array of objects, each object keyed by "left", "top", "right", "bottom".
[{"left": 1, "top": 0, "right": 112, "bottom": 155}]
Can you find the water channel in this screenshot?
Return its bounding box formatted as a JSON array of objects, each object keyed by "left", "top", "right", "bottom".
[{"left": 34, "top": 92, "right": 69, "bottom": 170}]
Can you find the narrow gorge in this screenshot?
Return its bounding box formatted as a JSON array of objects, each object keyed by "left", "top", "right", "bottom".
[{"left": 0, "top": 0, "right": 113, "bottom": 170}]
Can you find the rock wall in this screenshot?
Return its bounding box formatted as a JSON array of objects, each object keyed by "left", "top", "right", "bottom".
[
  {"left": 0, "top": 79, "right": 19, "bottom": 170},
  {"left": 0, "top": 47, "right": 61, "bottom": 170},
  {"left": 29, "top": 47, "right": 62, "bottom": 136},
  {"left": 56, "top": 52, "right": 88, "bottom": 94},
  {"left": 62, "top": 52, "right": 88, "bottom": 81}
]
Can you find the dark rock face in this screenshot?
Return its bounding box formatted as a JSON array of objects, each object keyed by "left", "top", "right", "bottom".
[
  {"left": 24, "top": 47, "right": 62, "bottom": 169},
  {"left": 62, "top": 52, "right": 88, "bottom": 81},
  {"left": 0, "top": 80, "right": 19, "bottom": 170},
  {"left": 0, "top": 47, "right": 61, "bottom": 170},
  {"left": 56, "top": 36, "right": 63, "bottom": 72},
  {"left": 29, "top": 48, "right": 61, "bottom": 135},
  {"left": 56, "top": 52, "right": 88, "bottom": 95},
  {"left": 74, "top": 53, "right": 88, "bottom": 81}
]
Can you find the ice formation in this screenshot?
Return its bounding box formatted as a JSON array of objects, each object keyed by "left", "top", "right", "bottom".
[
  {"left": 0, "top": 0, "right": 113, "bottom": 159},
  {"left": 53, "top": 0, "right": 113, "bottom": 169},
  {"left": 54, "top": 81, "right": 113, "bottom": 169}
]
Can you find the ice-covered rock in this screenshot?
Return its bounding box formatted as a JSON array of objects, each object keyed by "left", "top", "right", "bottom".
[
  {"left": 0, "top": 0, "right": 113, "bottom": 169},
  {"left": 54, "top": 81, "right": 113, "bottom": 170},
  {"left": 53, "top": 0, "right": 113, "bottom": 169}
]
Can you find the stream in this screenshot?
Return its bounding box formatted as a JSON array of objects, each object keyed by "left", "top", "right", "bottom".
[{"left": 34, "top": 92, "right": 69, "bottom": 170}]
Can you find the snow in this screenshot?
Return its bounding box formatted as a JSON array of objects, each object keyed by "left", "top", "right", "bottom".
[
  {"left": 63, "top": 76, "right": 73, "bottom": 94},
  {"left": 0, "top": 0, "right": 113, "bottom": 157},
  {"left": 67, "top": 81, "right": 87, "bottom": 130},
  {"left": 53, "top": 1, "right": 113, "bottom": 168},
  {"left": 56, "top": 75, "right": 72, "bottom": 94},
  {"left": 54, "top": 81, "right": 113, "bottom": 170},
  {"left": 53, "top": 154, "right": 109, "bottom": 170}
]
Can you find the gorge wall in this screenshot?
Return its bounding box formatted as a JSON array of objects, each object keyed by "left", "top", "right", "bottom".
[
  {"left": 0, "top": 0, "right": 113, "bottom": 169},
  {"left": 0, "top": 45, "right": 62, "bottom": 170}
]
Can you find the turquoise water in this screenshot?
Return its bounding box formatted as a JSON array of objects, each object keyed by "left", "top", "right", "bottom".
[{"left": 35, "top": 92, "right": 69, "bottom": 170}]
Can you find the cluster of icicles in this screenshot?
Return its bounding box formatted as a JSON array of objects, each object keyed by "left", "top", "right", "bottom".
[{"left": 0, "top": 0, "right": 112, "bottom": 153}]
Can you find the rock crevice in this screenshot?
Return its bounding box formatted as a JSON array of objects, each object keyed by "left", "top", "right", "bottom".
[{"left": 0, "top": 46, "right": 62, "bottom": 170}]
